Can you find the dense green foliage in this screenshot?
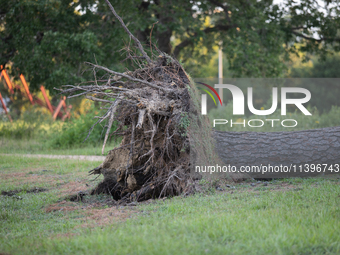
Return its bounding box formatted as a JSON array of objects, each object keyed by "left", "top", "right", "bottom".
[
  {"left": 1, "top": 0, "right": 340, "bottom": 91},
  {"left": 0, "top": 106, "right": 55, "bottom": 139},
  {"left": 290, "top": 54, "right": 340, "bottom": 78},
  {"left": 0, "top": 104, "right": 118, "bottom": 149},
  {"left": 0, "top": 0, "right": 130, "bottom": 91},
  {"left": 50, "top": 104, "right": 119, "bottom": 148}
]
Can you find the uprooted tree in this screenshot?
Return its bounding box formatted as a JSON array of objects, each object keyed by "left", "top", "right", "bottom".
[
  {"left": 59, "top": 1, "right": 340, "bottom": 202},
  {"left": 58, "top": 0, "right": 238, "bottom": 202}
]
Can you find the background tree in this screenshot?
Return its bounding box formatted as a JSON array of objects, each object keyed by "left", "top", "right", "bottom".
[
  {"left": 1, "top": 0, "right": 340, "bottom": 91},
  {"left": 290, "top": 53, "right": 340, "bottom": 78}
]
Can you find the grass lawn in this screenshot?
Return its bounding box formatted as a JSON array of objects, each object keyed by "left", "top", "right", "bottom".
[
  {"left": 1, "top": 154, "right": 340, "bottom": 254},
  {"left": 0, "top": 138, "right": 119, "bottom": 156}
]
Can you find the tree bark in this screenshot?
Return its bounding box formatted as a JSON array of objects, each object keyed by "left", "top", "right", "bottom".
[{"left": 213, "top": 126, "right": 340, "bottom": 178}]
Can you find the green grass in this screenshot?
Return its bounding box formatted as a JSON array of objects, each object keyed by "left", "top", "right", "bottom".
[
  {"left": 0, "top": 138, "right": 118, "bottom": 155},
  {"left": 0, "top": 154, "right": 103, "bottom": 179},
  {"left": 0, "top": 155, "right": 105, "bottom": 254},
  {"left": 1, "top": 155, "right": 340, "bottom": 254}
]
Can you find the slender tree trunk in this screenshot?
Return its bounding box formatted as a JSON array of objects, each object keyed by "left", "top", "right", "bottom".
[{"left": 213, "top": 126, "right": 340, "bottom": 178}]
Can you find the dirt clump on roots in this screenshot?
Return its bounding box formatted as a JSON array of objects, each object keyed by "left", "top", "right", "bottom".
[
  {"left": 83, "top": 57, "right": 209, "bottom": 202},
  {"left": 59, "top": 0, "right": 241, "bottom": 202}
]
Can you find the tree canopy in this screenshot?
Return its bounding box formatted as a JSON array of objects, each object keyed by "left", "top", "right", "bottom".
[{"left": 1, "top": 0, "right": 340, "bottom": 91}]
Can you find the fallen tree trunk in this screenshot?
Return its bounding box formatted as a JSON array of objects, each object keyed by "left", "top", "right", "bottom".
[{"left": 214, "top": 126, "right": 340, "bottom": 178}]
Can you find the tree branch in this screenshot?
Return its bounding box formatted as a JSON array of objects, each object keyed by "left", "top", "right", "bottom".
[
  {"left": 104, "top": 0, "right": 153, "bottom": 64},
  {"left": 102, "top": 95, "right": 123, "bottom": 155},
  {"left": 136, "top": 109, "right": 146, "bottom": 129},
  {"left": 85, "top": 62, "right": 173, "bottom": 92},
  {"left": 292, "top": 31, "right": 340, "bottom": 43},
  {"left": 173, "top": 24, "right": 234, "bottom": 58}
]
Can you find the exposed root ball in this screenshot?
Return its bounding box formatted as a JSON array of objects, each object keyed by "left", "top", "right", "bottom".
[{"left": 85, "top": 58, "right": 203, "bottom": 201}]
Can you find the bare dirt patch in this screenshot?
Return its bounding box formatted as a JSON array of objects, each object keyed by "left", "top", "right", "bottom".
[
  {"left": 45, "top": 198, "right": 137, "bottom": 229},
  {"left": 59, "top": 181, "right": 90, "bottom": 196},
  {"left": 45, "top": 201, "right": 81, "bottom": 213},
  {"left": 1, "top": 170, "right": 60, "bottom": 187},
  {"left": 1, "top": 187, "right": 48, "bottom": 196},
  {"left": 80, "top": 205, "right": 136, "bottom": 228}
]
